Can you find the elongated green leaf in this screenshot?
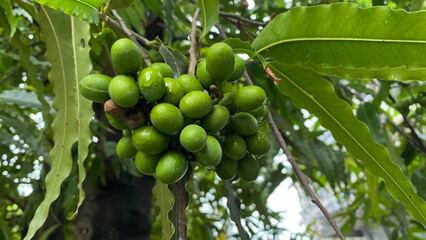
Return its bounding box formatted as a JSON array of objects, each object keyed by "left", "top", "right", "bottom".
[
  {"left": 253, "top": 3, "right": 426, "bottom": 81},
  {"left": 162, "top": 0, "right": 174, "bottom": 44},
  {"left": 35, "top": 0, "right": 105, "bottom": 24},
  {"left": 24, "top": 7, "right": 93, "bottom": 239},
  {"left": 153, "top": 178, "right": 174, "bottom": 239},
  {"left": 197, "top": 0, "right": 219, "bottom": 39},
  {"left": 0, "top": 0, "right": 16, "bottom": 37},
  {"left": 268, "top": 62, "right": 426, "bottom": 227},
  {"left": 225, "top": 181, "right": 250, "bottom": 240},
  {"left": 223, "top": 38, "right": 266, "bottom": 67},
  {"left": 0, "top": 90, "right": 42, "bottom": 109},
  {"left": 158, "top": 43, "right": 189, "bottom": 79}
]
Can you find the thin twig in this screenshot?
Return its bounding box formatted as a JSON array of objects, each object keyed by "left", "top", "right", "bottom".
[
  {"left": 385, "top": 119, "right": 426, "bottom": 155},
  {"left": 105, "top": 12, "right": 152, "bottom": 66},
  {"left": 219, "top": 11, "right": 267, "bottom": 26},
  {"left": 215, "top": 23, "right": 228, "bottom": 40},
  {"left": 0, "top": 67, "right": 20, "bottom": 85},
  {"left": 188, "top": 8, "right": 200, "bottom": 76},
  {"left": 176, "top": 182, "right": 185, "bottom": 240},
  {"left": 223, "top": 17, "right": 255, "bottom": 41}
]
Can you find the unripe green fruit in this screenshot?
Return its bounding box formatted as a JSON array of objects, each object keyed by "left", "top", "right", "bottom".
[
  {"left": 111, "top": 38, "right": 142, "bottom": 75},
  {"left": 234, "top": 85, "right": 267, "bottom": 112},
  {"left": 201, "top": 105, "right": 230, "bottom": 133},
  {"left": 150, "top": 62, "right": 174, "bottom": 78},
  {"left": 177, "top": 74, "right": 203, "bottom": 94},
  {"left": 179, "top": 91, "right": 213, "bottom": 119},
  {"left": 247, "top": 105, "right": 269, "bottom": 124},
  {"left": 200, "top": 47, "right": 209, "bottom": 58},
  {"left": 228, "top": 55, "right": 245, "bottom": 81},
  {"left": 79, "top": 74, "right": 112, "bottom": 103},
  {"left": 245, "top": 131, "right": 270, "bottom": 155},
  {"left": 156, "top": 151, "right": 188, "bottom": 184},
  {"left": 222, "top": 135, "right": 247, "bottom": 161},
  {"left": 123, "top": 130, "right": 132, "bottom": 136},
  {"left": 206, "top": 42, "right": 234, "bottom": 81},
  {"left": 230, "top": 112, "right": 258, "bottom": 136},
  {"left": 162, "top": 78, "right": 184, "bottom": 105},
  {"left": 138, "top": 68, "right": 166, "bottom": 102},
  {"left": 150, "top": 103, "right": 184, "bottom": 135},
  {"left": 194, "top": 136, "right": 222, "bottom": 170},
  {"left": 215, "top": 156, "right": 238, "bottom": 180},
  {"left": 180, "top": 124, "right": 207, "bottom": 152},
  {"left": 110, "top": 0, "right": 136, "bottom": 9},
  {"left": 132, "top": 125, "right": 170, "bottom": 154},
  {"left": 196, "top": 59, "right": 214, "bottom": 89},
  {"left": 108, "top": 75, "right": 140, "bottom": 108},
  {"left": 116, "top": 135, "right": 137, "bottom": 159},
  {"left": 106, "top": 112, "right": 128, "bottom": 130},
  {"left": 135, "top": 151, "right": 161, "bottom": 175},
  {"left": 237, "top": 154, "right": 259, "bottom": 181}
]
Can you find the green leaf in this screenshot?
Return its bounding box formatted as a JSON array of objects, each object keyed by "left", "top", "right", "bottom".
[
  {"left": 0, "top": 0, "right": 16, "bottom": 37},
  {"left": 268, "top": 62, "right": 426, "bottom": 227},
  {"left": 223, "top": 38, "right": 266, "bottom": 67},
  {"left": 158, "top": 42, "right": 189, "bottom": 79},
  {"left": 356, "top": 103, "right": 385, "bottom": 145},
  {"left": 412, "top": 170, "right": 426, "bottom": 201},
  {"left": 253, "top": 3, "right": 426, "bottom": 81},
  {"left": 24, "top": 6, "right": 93, "bottom": 239},
  {"left": 225, "top": 181, "right": 250, "bottom": 240},
  {"left": 0, "top": 90, "right": 42, "bottom": 109},
  {"left": 35, "top": 0, "right": 105, "bottom": 24},
  {"left": 153, "top": 178, "right": 174, "bottom": 239},
  {"left": 197, "top": 0, "right": 219, "bottom": 39},
  {"left": 162, "top": 0, "right": 174, "bottom": 44}
]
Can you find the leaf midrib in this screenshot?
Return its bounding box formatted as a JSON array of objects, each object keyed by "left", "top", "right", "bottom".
[
  {"left": 257, "top": 37, "right": 426, "bottom": 54},
  {"left": 268, "top": 64, "right": 426, "bottom": 223}
]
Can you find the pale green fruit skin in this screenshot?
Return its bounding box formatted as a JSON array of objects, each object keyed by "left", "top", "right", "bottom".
[
  {"left": 106, "top": 112, "right": 128, "bottom": 130},
  {"left": 135, "top": 151, "right": 161, "bottom": 175},
  {"left": 80, "top": 74, "right": 112, "bottom": 103},
  {"left": 194, "top": 136, "right": 222, "bottom": 170},
  {"left": 215, "top": 156, "right": 238, "bottom": 180},
  {"left": 246, "top": 131, "right": 270, "bottom": 155},
  {"left": 177, "top": 74, "right": 203, "bottom": 94},
  {"left": 138, "top": 68, "right": 166, "bottom": 102},
  {"left": 234, "top": 85, "right": 267, "bottom": 112},
  {"left": 228, "top": 55, "right": 245, "bottom": 81},
  {"left": 110, "top": 0, "right": 136, "bottom": 9},
  {"left": 111, "top": 38, "right": 142, "bottom": 75},
  {"left": 123, "top": 130, "right": 132, "bottom": 136},
  {"left": 206, "top": 42, "right": 234, "bottom": 81},
  {"left": 150, "top": 62, "right": 174, "bottom": 78},
  {"left": 237, "top": 154, "right": 259, "bottom": 181},
  {"left": 201, "top": 105, "right": 230, "bottom": 133},
  {"left": 196, "top": 59, "right": 214, "bottom": 89},
  {"left": 179, "top": 91, "right": 213, "bottom": 119},
  {"left": 150, "top": 103, "right": 184, "bottom": 135},
  {"left": 162, "top": 78, "right": 184, "bottom": 105},
  {"left": 222, "top": 135, "right": 247, "bottom": 161},
  {"left": 108, "top": 75, "right": 140, "bottom": 108},
  {"left": 156, "top": 151, "right": 188, "bottom": 184},
  {"left": 248, "top": 105, "right": 269, "bottom": 124},
  {"left": 132, "top": 125, "right": 170, "bottom": 154},
  {"left": 180, "top": 124, "right": 207, "bottom": 152},
  {"left": 116, "top": 135, "right": 137, "bottom": 159},
  {"left": 230, "top": 112, "right": 258, "bottom": 136}
]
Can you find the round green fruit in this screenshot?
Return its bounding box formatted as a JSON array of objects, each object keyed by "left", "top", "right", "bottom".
[
  {"left": 123, "top": 130, "right": 132, "bottom": 136},
  {"left": 201, "top": 105, "right": 230, "bottom": 133},
  {"left": 132, "top": 125, "right": 170, "bottom": 154},
  {"left": 111, "top": 38, "right": 142, "bottom": 75},
  {"left": 177, "top": 74, "right": 203, "bottom": 94},
  {"left": 79, "top": 74, "right": 112, "bottom": 103},
  {"left": 228, "top": 55, "right": 245, "bottom": 81},
  {"left": 194, "top": 135, "right": 222, "bottom": 170},
  {"left": 246, "top": 131, "right": 270, "bottom": 155},
  {"left": 108, "top": 75, "right": 140, "bottom": 108},
  {"left": 206, "top": 42, "right": 234, "bottom": 81},
  {"left": 116, "top": 135, "right": 137, "bottom": 159},
  {"left": 110, "top": 0, "right": 136, "bottom": 9},
  {"left": 138, "top": 68, "right": 166, "bottom": 102},
  {"left": 162, "top": 78, "right": 184, "bottom": 105},
  {"left": 179, "top": 91, "right": 213, "bottom": 119},
  {"left": 106, "top": 112, "right": 128, "bottom": 130},
  {"left": 222, "top": 135, "right": 247, "bottom": 161},
  {"left": 230, "top": 112, "right": 258, "bottom": 136},
  {"left": 234, "top": 85, "right": 267, "bottom": 112},
  {"left": 196, "top": 59, "right": 214, "bottom": 90},
  {"left": 156, "top": 151, "right": 188, "bottom": 184},
  {"left": 150, "top": 103, "right": 184, "bottom": 135},
  {"left": 180, "top": 124, "right": 207, "bottom": 152},
  {"left": 247, "top": 105, "right": 269, "bottom": 124},
  {"left": 215, "top": 156, "right": 238, "bottom": 180},
  {"left": 150, "top": 62, "right": 174, "bottom": 78},
  {"left": 237, "top": 154, "right": 259, "bottom": 181},
  {"left": 135, "top": 151, "right": 161, "bottom": 175}
]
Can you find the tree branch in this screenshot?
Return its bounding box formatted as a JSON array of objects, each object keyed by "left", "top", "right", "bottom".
[
  {"left": 188, "top": 8, "right": 200, "bottom": 77},
  {"left": 175, "top": 182, "right": 186, "bottom": 240},
  {"left": 219, "top": 11, "right": 267, "bottom": 26}
]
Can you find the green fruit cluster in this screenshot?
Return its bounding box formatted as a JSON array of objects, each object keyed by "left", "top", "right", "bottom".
[{"left": 80, "top": 39, "right": 270, "bottom": 184}]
